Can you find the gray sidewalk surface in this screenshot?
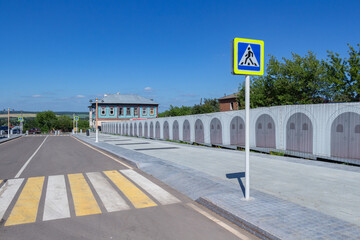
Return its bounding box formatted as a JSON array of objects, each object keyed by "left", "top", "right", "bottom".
[
  {"left": 0, "top": 134, "right": 22, "bottom": 144},
  {"left": 75, "top": 133, "right": 360, "bottom": 239}
]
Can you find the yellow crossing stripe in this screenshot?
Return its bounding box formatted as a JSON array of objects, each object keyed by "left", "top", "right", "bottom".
[
  {"left": 0, "top": 180, "right": 2, "bottom": 184},
  {"left": 68, "top": 173, "right": 101, "bottom": 216},
  {"left": 5, "top": 177, "right": 45, "bottom": 226},
  {"left": 104, "top": 170, "right": 157, "bottom": 209}
]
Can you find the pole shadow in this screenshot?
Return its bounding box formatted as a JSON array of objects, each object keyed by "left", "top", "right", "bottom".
[{"left": 226, "top": 172, "right": 245, "bottom": 197}]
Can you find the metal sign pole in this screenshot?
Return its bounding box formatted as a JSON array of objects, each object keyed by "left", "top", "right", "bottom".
[
  {"left": 95, "top": 98, "right": 99, "bottom": 143},
  {"left": 245, "top": 75, "right": 250, "bottom": 200}
]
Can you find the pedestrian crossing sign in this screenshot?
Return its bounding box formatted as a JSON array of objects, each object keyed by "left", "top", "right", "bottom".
[
  {"left": 232, "top": 38, "right": 264, "bottom": 75},
  {"left": 18, "top": 117, "right": 23, "bottom": 122},
  {"left": 74, "top": 116, "right": 79, "bottom": 121}
]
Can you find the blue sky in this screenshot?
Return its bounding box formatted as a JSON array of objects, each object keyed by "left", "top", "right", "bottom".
[{"left": 1, "top": 0, "right": 359, "bottom": 112}]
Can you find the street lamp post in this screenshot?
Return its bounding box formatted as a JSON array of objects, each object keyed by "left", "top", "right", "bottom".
[
  {"left": 95, "top": 98, "right": 99, "bottom": 143},
  {"left": 7, "top": 108, "right": 10, "bottom": 138}
]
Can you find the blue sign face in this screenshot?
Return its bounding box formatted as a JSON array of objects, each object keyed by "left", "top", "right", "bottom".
[
  {"left": 237, "top": 42, "right": 261, "bottom": 72},
  {"left": 74, "top": 116, "right": 79, "bottom": 121}
]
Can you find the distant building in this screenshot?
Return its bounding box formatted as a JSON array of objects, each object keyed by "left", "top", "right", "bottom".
[
  {"left": 218, "top": 93, "right": 238, "bottom": 112},
  {"left": 89, "top": 93, "right": 158, "bottom": 128}
]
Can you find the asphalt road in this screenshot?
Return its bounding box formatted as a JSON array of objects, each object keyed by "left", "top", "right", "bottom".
[{"left": 0, "top": 135, "right": 258, "bottom": 240}]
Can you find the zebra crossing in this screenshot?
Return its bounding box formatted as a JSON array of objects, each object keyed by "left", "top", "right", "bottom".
[{"left": 0, "top": 170, "right": 180, "bottom": 227}]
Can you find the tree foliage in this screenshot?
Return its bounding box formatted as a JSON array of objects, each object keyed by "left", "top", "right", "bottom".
[
  {"left": 158, "top": 98, "right": 220, "bottom": 117},
  {"left": 237, "top": 44, "right": 360, "bottom": 109}
]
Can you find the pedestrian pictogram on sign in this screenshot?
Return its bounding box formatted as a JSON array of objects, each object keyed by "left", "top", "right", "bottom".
[
  {"left": 74, "top": 116, "right": 79, "bottom": 121},
  {"left": 239, "top": 45, "right": 259, "bottom": 67},
  {"left": 232, "top": 38, "right": 264, "bottom": 75},
  {"left": 18, "top": 117, "right": 24, "bottom": 122}
]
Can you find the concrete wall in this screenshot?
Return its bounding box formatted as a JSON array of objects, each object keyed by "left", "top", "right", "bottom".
[{"left": 102, "top": 102, "right": 360, "bottom": 161}]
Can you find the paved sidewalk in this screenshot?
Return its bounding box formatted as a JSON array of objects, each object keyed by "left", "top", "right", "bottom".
[
  {"left": 0, "top": 134, "right": 22, "bottom": 144},
  {"left": 75, "top": 133, "right": 360, "bottom": 239}
]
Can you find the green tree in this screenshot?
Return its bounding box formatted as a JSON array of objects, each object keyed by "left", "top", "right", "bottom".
[
  {"left": 55, "top": 116, "right": 72, "bottom": 132},
  {"left": 36, "top": 111, "right": 57, "bottom": 133},
  {"left": 237, "top": 51, "right": 329, "bottom": 108},
  {"left": 324, "top": 44, "right": 360, "bottom": 101}
]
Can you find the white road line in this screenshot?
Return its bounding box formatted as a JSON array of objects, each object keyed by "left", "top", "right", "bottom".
[
  {"left": 72, "top": 137, "right": 133, "bottom": 169},
  {"left": 187, "top": 203, "right": 251, "bottom": 240},
  {"left": 0, "top": 178, "right": 24, "bottom": 219},
  {"left": 120, "top": 169, "right": 180, "bottom": 205},
  {"left": 14, "top": 136, "right": 48, "bottom": 178},
  {"left": 43, "top": 175, "right": 70, "bottom": 221},
  {"left": 86, "top": 172, "right": 130, "bottom": 212}
]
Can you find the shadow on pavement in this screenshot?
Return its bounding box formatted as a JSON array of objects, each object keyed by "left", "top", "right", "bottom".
[{"left": 226, "top": 172, "right": 245, "bottom": 197}]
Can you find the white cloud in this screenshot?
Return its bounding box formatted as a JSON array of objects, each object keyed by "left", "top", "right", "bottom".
[
  {"left": 76, "top": 95, "right": 85, "bottom": 98},
  {"left": 144, "top": 87, "right": 152, "bottom": 92},
  {"left": 32, "top": 95, "right": 42, "bottom": 98}
]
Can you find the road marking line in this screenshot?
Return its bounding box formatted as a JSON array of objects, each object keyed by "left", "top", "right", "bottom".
[
  {"left": 187, "top": 203, "right": 251, "bottom": 240},
  {"left": 14, "top": 136, "right": 48, "bottom": 178},
  {"left": 86, "top": 172, "right": 130, "bottom": 212},
  {"left": 43, "top": 175, "right": 70, "bottom": 221},
  {"left": 72, "top": 137, "right": 133, "bottom": 169},
  {"left": 5, "top": 177, "right": 45, "bottom": 226},
  {"left": 104, "top": 170, "right": 157, "bottom": 209},
  {"left": 120, "top": 169, "right": 180, "bottom": 205},
  {"left": 68, "top": 173, "right": 101, "bottom": 216},
  {"left": 0, "top": 179, "right": 24, "bottom": 220}
]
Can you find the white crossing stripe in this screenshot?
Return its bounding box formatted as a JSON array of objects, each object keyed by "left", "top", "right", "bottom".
[
  {"left": 43, "top": 175, "right": 70, "bottom": 221},
  {"left": 0, "top": 179, "right": 24, "bottom": 219},
  {"left": 86, "top": 172, "right": 130, "bottom": 212},
  {"left": 120, "top": 169, "right": 180, "bottom": 205}
]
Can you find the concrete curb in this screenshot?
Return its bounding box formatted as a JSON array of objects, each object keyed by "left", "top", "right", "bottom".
[
  {"left": 196, "top": 197, "right": 279, "bottom": 240},
  {"left": 0, "top": 135, "right": 22, "bottom": 144}
]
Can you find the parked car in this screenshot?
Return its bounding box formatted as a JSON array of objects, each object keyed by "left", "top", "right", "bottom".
[
  {"left": 0, "top": 126, "right": 9, "bottom": 134},
  {"left": 29, "top": 128, "right": 41, "bottom": 134},
  {"left": 12, "top": 128, "right": 21, "bottom": 134}
]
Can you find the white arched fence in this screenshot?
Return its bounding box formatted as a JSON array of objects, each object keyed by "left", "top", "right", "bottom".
[{"left": 101, "top": 102, "right": 360, "bottom": 163}]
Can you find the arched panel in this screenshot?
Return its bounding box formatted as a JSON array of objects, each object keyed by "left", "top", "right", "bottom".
[
  {"left": 255, "top": 114, "right": 276, "bottom": 148},
  {"left": 173, "top": 120, "right": 179, "bottom": 141},
  {"left": 163, "top": 121, "right": 169, "bottom": 140},
  {"left": 230, "top": 116, "right": 245, "bottom": 146},
  {"left": 139, "top": 123, "right": 143, "bottom": 137},
  {"left": 183, "top": 120, "right": 190, "bottom": 142},
  {"left": 155, "top": 122, "right": 160, "bottom": 139},
  {"left": 126, "top": 123, "right": 129, "bottom": 135},
  {"left": 195, "top": 119, "right": 204, "bottom": 143},
  {"left": 286, "top": 113, "right": 313, "bottom": 154},
  {"left": 130, "top": 123, "right": 133, "bottom": 136},
  {"left": 210, "top": 118, "right": 222, "bottom": 145},
  {"left": 134, "top": 123, "right": 137, "bottom": 137},
  {"left": 144, "top": 122, "right": 148, "bottom": 138},
  {"left": 331, "top": 112, "right": 360, "bottom": 159},
  {"left": 150, "top": 122, "right": 154, "bottom": 138},
  {"left": 122, "top": 124, "right": 125, "bottom": 135}
]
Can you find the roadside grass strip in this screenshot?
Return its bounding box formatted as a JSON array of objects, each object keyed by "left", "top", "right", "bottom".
[
  {"left": 43, "top": 175, "right": 70, "bottom": 221},
  {"left": 0, "top": 179, "right": 24, "bottom": 220},
  {"left": 120, "top": 169, "right": 180, "bottom": 205},
  {"left": 68, "top": 173, "right": 101, "bottom": 216},
  {"left": 86, "top": 172, "right": 130, "bottom": 212},
  {"left": 104, "top": 170, "right": 157, "bottom": 209},
  {"left": 5, "top": 177, "right": 44, "bottom": 226}
]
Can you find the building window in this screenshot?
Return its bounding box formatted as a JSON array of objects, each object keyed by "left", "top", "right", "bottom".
[
  {"left": 230, "top": 102, "right": 233, "bottom": 110},
  {"left": 142, "top": 107, "right": 147, "bottom": 116},
  {"left": 134, "top": 107, "right": 138, "bottom": 115},
  {"left": 126, "top": 107, "right": 131, "bottom": 115},
  {"left": 119, "top": 107, "right": 123, "bottom": 116},
  {"left": 290, "top": 123, "right": 295, "bottom": 130},
  {"left": 109, "top": 107, "right": 115, "bottom": 116},
  {"left": 302, "top": 123, "right": 308, "bottom": 131},
  {"left": 150, "top": 108, "right": 155, "bottom": 115},
  {"left": 101, "top": 107, "right": 106, "bottom": 116},
  {"left": 336, "top": 124, "right": 343, "bottom": 133}
]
